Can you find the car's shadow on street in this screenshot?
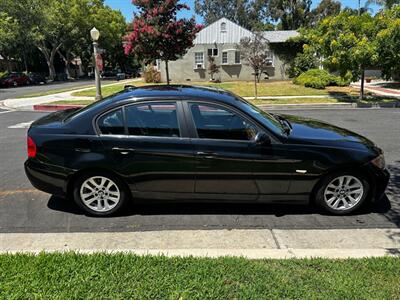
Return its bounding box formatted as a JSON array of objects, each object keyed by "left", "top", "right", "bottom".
[
  {"left": 47, "top": 192, "right": 393, "bottom": 218},
  {"left": 47, "top": 161, "right": 400, "bottom": 227}
]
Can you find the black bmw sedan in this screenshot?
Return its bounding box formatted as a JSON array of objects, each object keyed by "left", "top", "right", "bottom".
[{"left": 25, "top": 85, "right": 389, "bottom": 216}]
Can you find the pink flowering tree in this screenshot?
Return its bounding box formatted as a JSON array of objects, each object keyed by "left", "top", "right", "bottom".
[{"left": 124, "top": 0, "right": 203, "bottom": 84}]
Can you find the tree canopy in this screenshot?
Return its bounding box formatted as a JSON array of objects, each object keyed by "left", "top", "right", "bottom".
[
  {"left": 125, "top": 0, "right": 202, "bottom": 84},
  {"left": 194, "top": 0, "right": 269, "bottom": 30},
  {"left": 0, "top": 0, "right": 127, "bottom": 79}
]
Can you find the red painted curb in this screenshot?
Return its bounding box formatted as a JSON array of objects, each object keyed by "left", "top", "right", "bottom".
[{"left": 33, "top": 104, "right": 85, "bottom": 111}]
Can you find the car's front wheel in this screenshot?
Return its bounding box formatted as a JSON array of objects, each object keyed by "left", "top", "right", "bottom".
[
  {"left": 315, "top": 172, "right": 370, "bottom": 215},
  {"left": 73, "top": 172, "right": 128, "bottom": 216}
]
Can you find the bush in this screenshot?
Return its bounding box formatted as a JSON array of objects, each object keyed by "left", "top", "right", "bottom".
[
  {"left": 293, "top": 69, "right": 349, "bottom": 89},
  {"left": 288, "top": 52, "right": 318, "bottom": 78},
  {"left": 143, "top": 65, "right": 161, "bottom": 83},
  {"left": 0, "top": 71, "right": 9, "bottom": 79}
]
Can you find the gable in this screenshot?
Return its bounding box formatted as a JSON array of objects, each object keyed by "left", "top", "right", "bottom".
[{"left": 194, "top": 18, "right": 252, "bottom": 45}]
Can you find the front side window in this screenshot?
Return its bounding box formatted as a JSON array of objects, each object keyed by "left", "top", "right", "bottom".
[
  {"left": 98, "top": 108, "right": 125, "bottom": 135},
  {"left": 189, "top": 103, "right": 258, "bottom": 141},
  {"left": 125, "top": 102, "right": 180, "bottom": 137}
]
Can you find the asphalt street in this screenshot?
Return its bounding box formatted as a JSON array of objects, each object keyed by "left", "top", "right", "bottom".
[
  {"left": 0, "top": 79, "right": 118, "bottom": 101},
  {"left": 0, "top": 108, "right": 399, "bottom": 233}
]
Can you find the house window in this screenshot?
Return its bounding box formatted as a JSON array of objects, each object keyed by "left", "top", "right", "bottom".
[
  {"left": 194, "top": 52, "right": 204, "bottom": 69},
  {"left": 221, "top": 22, "right": 227, "bottom": 32},
  {"left": 235, "top": 51, "right": 241, "bottom": 64},
  {"left": 207, "top": 48, "right": 218, "bottom": 57},
  {"left": 222, "top": 52, "right": 228, "bottom": 64},
  {"left": 266, "top": 51, "right": 274, "bottom": 66}
]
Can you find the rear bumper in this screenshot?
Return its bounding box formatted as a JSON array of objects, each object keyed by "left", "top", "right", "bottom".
[{"left": 24, "top": 160, "right": 71, "bottom": 196}]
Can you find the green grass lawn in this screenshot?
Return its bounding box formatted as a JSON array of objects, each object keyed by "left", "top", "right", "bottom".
[
  {"left": 49, "top": 99, "right": 94, "bottom": 105},
  {"left": 0, "top": 253, "right": 399, "bottom": 299},
  {"left": 72, "top": 80, "right": 359, "bottom": 98}
]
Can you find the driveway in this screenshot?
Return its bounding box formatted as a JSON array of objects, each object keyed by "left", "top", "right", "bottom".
[{"left": 0, "top": 108, "right": 399, "bottom": 233}]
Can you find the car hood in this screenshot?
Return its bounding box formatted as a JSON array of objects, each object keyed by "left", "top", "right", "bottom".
[{"left": 280, "top": 114, "right": 379, "bottom": 152}]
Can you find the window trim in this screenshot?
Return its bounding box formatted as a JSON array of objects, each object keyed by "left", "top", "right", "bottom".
[
  {"left": 194, "top": 52, "right": 205, "bottom": 69},
  {"left": 184, "top": 100, "right": 264, "bottom": 143},
  {"left": 96, "top": 106, "right": 126, "bottom": 136},
  {"left": 221, "top": 51, "right": 228, "bottom": 65},
  {"left": 207, "top": 48, "right": 219, "bottom": 57},
  {"left": 266, "top": 51, "right": 274, "bottom": 67},
  {"left": 124, "top": 101, "right": 182, "bottom": 138},
  {"left": 221, "top": 22, "right": 227, "bottom": 32},
  {"left": 94, "top": 100, "right": 189, "bottom": 140},
  {"left": 234, "top": 51, "right": 241, "bottom": 64}
]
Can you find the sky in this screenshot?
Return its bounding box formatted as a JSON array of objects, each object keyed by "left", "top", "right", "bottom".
[{"left": 104, "top": 0, "right": 382, "bottom": 23}]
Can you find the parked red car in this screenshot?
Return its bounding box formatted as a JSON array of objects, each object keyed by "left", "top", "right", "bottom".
[{"left": 0, "top": 72, "right": 31, "bottom": 88}]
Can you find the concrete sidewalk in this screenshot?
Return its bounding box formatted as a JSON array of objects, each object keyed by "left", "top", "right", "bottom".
[
  {"left": 1, "top": 79, "right": 137, "bottom": 110},
  {"left": 2, "top": 229, "right": 399, "bottom": 259},
  {"left": 352, "top": 80, "right": 400, "bottom": 98}
]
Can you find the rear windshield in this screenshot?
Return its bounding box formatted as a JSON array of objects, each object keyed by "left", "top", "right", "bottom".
[{"left": 63, "top": 94, "right": 118, "bottom": 122}]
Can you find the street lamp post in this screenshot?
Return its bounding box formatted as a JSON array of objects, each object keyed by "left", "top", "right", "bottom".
[{"left": 90, "top": 27, "right": 102, "bottom": 101}]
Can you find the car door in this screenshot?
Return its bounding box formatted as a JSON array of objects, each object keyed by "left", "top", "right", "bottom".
[
  {"left": 184, "top": 101, "right": 260, "bottom": 201},
  {"left": 97, "top": 100, "right": 195, "bottom": 199}
]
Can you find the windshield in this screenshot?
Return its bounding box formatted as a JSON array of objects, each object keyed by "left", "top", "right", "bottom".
[{"left": 235, "top": 97, "right": 285, "bottom": 135}]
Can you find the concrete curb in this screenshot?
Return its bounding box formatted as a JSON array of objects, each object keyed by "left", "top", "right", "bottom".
[{"left": 1, "top": 229, "right": 399, "bottom": 259}]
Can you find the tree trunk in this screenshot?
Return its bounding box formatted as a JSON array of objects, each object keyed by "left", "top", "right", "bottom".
[
  {"left": 57, "top": 50, "right": 71, "bottom": 79},
  {"left": 254, "top": 73, "right": 258, "bottom": 99},
  {"left": 360, "top": 68, "right": 365, "bottom": 101},
  {"left": 165, "top": 60, "right": 170, "bottom": 85},
  {"left": 37, "top": 43, "right": 62, "bottom": 81},
  {"left": 23, "top": 51, "right": 28, "bottom": 73}
]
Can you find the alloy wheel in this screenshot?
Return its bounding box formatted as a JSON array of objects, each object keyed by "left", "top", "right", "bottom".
[
  {"left": 324, "top": 175, "right": 364, "bottom": 211},
  {"left": 79, "top": 176, "right": 120, "bottom": 212}
]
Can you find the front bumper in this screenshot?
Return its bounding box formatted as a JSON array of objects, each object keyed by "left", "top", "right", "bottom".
[
  {"left": 24, "top": 159, "right": 71, "bottom": 196},
  {"left": 366, "top": 164, "right": 390, "bottom": 202}
]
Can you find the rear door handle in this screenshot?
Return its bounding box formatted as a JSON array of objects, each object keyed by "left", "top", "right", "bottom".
[
  {"left": 112, "top": 147, "right": 136, "bottom": 155},
  {"left": 196, "top": 151, "right": 217, "bottom": 159}
]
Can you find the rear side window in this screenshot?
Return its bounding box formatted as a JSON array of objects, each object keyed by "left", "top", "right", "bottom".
[
  {"left": 98, "top": 108, "right": 125, "bottom": 135},
  {"left": 125, "top": 102, "right": 180, "bottom": 137},
  {"left": 189, "top": 103, "right": 258, "bottom": 141}
]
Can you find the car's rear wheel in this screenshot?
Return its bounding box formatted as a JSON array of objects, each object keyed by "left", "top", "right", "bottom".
[
  {"left": 315, "top": 172, "right": 370, "bottom": 215},
  {"left": 73, "top": 172, "right": 128, "bottom": 216}
]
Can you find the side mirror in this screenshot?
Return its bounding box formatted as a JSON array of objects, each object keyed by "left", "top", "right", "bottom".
[{"left": 254, "top": 132, "right": 271, "bottom": 145}]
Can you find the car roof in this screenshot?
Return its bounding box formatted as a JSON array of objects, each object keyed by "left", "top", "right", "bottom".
[
  {"left": 67, "top": 84, "right": 247, "bottom": 124},
  {"left": 107, "top": 84, "right": 242, "bottom": 105}
]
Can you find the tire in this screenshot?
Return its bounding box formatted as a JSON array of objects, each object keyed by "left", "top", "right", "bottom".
[
  {"left": 72, "top": 171, "right": 129, "bottom": 216},
  {"left": 315, "top": 171, "right": 370, "bottom": 215}
]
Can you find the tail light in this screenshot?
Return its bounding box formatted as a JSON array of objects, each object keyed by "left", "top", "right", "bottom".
[{"left": 27, "top": 136, "right": 37, "bottom": 158}]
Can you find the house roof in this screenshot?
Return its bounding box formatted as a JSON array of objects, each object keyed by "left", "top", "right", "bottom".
[
  {"left": 263, "top": 30, "right": 300, "bottom": 43},
  {"left": 194, "top": 17, "right": 252, "bottom": 44},
  {"left": 194, "top": 17, "right": 299, "bottom": 45}
]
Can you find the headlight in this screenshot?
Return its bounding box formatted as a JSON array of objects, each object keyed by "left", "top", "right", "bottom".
[{"left": 371, "top": 154, "right": 385, "bottom": 169}]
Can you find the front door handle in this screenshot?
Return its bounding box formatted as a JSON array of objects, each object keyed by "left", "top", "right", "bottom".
[
  {"left": 112, "top": 147, "right": 136, "bottom": 155},
  {"left": 196, "top": 151, "right": 216, "bottom": 159}
]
